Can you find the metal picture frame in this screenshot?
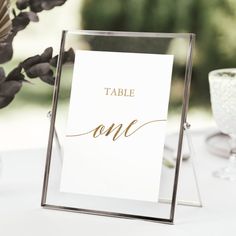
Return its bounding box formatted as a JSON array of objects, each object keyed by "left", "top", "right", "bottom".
[{"left": 41, "top": 30, "right": 195, "bottom": 224}]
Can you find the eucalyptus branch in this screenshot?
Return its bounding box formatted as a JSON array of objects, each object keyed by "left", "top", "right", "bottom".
[
  {"left": 0, "top": 0, "right": 72, "bottom": 109},
  {"left": 0, "top": 0, "right": 68, "bottom": 64},
  {"left": 0, "top": 47, "right": 74, "bottom": 108}
]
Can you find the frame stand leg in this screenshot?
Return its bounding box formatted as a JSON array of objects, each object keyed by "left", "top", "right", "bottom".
[
  {"left": 181, "top": 122, "right": 203, "bottom": 207},
  {"left": 159, "top": 122, "right": 203, "bottom": 208},
  {"left": 47, "top": 111, "right": 63, "bottom": 164}
]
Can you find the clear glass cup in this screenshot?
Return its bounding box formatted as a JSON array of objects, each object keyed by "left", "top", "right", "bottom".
[{"left": 209, "top": 68, "right": 236, "bottom": 180}]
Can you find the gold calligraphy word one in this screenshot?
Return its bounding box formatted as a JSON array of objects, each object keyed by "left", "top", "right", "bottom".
[{"left": 66, "top": 119, "right": 166, "bottom": 141}]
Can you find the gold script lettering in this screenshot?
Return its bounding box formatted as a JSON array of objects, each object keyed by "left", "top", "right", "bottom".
[{"left": 66, "top": 119, "right": 166, "bottom": 141}]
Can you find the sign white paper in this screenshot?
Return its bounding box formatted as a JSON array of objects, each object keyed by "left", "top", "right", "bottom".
[{"left": 60, "top": 50, "right": 174, "bottom": 202}]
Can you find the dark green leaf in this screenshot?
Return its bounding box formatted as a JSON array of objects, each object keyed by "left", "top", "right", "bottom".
[
  {"left": 0, "top": 95, "right": 14, "bottom": 109},
  {"left": 26, "top": 62, "right": 51, "bottom": 78},
  {"left": 12, "top": 12, "right": 31, "bottom": 32},
  {"left": 39, "top": 68, "right": 54, "bottom": 85},
  {"left": 50, "top": 48, "right": 75, "bottom": 67},
  {"left": 29, "top": 0, "right": 43, "bottom": 12},
  {"left": 64, "top": 48, "right": 75, "bottom": 63},
  {"left": 49, "top": 55, "right": 58, "bottom": 67},
  {"left": 40, "top": 47, "right": 53, "bottom": 62},
  {"left": 25, "top": 11, "right": 39, "bottom": 22},
  {"left": 21, "top": 55, "right": 41, "bottom": 70},
  {"left": 0, "top": 80, "right": 22, "bottom": 97},
  {"left": 0, "top": 67, "right": 6, "bottom": 84},
  {"left": 40, "top": 74, "right": 55, "bottom": 85},
  {"left": 6, "top": 66, "right": 24, "bottom": 81},
  {"left": 41, "top": 0, "right": 66, "bottom": 10},
  {"left": 0, "top": 41, "right": 13, "bottom": 63},
  {"left": 16, "top": 0, "right": 30, "bottom": 10}
]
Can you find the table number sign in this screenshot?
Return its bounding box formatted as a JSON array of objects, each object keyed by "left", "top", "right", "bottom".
[
  {"left": 60, "top": 50, "right": 174, "bottom": 202},
  {"left": 42, "top": 30, "right": 195, "bottom": 224}
]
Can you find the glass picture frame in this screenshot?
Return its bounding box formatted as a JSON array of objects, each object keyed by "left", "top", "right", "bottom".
[{"left": 41, "top": 30, "right": 196, "bottom": 224}]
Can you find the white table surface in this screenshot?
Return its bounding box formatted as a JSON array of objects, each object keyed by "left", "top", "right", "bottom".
[{"left": 0, "top": 130, "right": 236, "bottom": 236}]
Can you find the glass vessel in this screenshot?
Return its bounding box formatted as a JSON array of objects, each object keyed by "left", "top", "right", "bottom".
[{"left": 209, "top": 68, "right": 236, "bottom": 180}]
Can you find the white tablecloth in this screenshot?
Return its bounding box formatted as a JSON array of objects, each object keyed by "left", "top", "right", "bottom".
[{"left": 0, "top": 130, "right": 236, "bottom": 236}]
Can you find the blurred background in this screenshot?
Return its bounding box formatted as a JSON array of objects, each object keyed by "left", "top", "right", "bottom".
[{"left": 1, "top": 0, "right": 236, "bottom": 151}]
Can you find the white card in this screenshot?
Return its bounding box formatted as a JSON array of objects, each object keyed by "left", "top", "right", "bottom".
[{"left": 60, "top": 50, "right": 174, "bottom": 202}]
